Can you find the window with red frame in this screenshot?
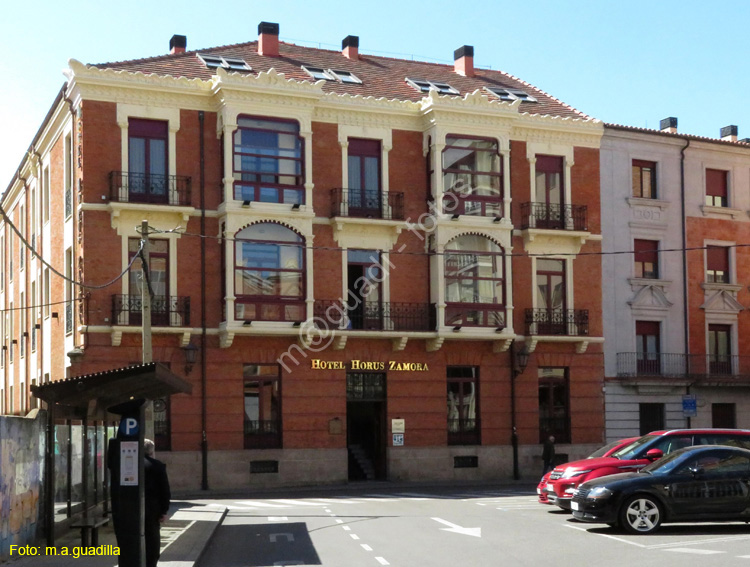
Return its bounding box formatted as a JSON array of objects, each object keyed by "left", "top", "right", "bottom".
[
  {"left": 233, "top": 116, "right": 304, "bottom": 205},
  {"left": 447, "top": 366, "right": 480, "bottom": 445},
  {"left": 538, "top": 368, "right": 570, "bottom": 444},
  {"left": 244, "top": 364, "right": 281, "bottom": 449},
  {"left": 706, "top": 169, "right": 728, "bottom": 207},
  {"left": 632, "top": 159, "right": 656, "bottom": 199},
  {"left": 706, "top": 245, "right": 730, "bottom": 283},
  {"left": 444, "top": 235, "right": 506, "bottom": 328},
  {"left": 128, "top": 119, "right": 168, "bottom": 203},
  {"left": 442, "top": 136, "right": 502, "bottom": 217},
  {"left": 636, "top": 320, "right": 660, "bottom": 374},
  {"left": 234, "top": 223, "right": 305, "bottom": 322},
  {"left": 634, "top": 239, "right": 659, "bottom": 279}
]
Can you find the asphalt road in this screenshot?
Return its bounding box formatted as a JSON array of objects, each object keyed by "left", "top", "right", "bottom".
[{"left": 189, "top": 484, "right": 750, "bottom": 566}]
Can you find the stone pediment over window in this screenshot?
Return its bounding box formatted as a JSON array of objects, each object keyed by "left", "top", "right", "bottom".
[
  {"left": 627, "top": 283, "right": 673, "bottom": 311},
  {"left": 701, "top": 288, "right": 744, "bottom": 315}
]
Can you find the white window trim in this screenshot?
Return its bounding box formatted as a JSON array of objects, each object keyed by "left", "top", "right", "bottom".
[{"left": 117, "top": 104, "right": 180, "bottom": 186}]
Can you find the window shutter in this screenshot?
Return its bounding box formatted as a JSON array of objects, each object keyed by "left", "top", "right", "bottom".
[
  {"left": 707, "top": 246, "right": 729, "bottom": 272},
  {"left": 706, "top": 169, "right": 728, "bottom": 198},
  {"left": 634, "top": 239, "right": 658, "bottom": 264}
]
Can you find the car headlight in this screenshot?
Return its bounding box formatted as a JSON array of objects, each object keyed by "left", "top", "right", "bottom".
[
  {"left": 561, "top": 468, "right": 592, "bottom": 479},
  {"left": 587, "top": 486, "right": 613, "bottom": 500}
]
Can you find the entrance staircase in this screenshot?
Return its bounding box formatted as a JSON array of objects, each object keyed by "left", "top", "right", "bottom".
[{"left": 348, "top": 444, "right": 376, "bottom": 480}]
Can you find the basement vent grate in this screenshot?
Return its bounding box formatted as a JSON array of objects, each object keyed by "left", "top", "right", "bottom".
[
  {"left": 453, "top": 456, "right": 478, "bottom": 468},
  {"left": 250, "top": 460, "right": 279, "bottom": 474}
]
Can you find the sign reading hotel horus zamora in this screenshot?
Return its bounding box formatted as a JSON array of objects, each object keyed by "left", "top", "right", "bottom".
[{"left": 311, "top": 359, "right": 429, "bottom": 371}]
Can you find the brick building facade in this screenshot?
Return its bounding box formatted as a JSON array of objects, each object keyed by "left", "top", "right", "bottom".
[{"left": 2, "top": 23, "right": 605, "bottom": 492}]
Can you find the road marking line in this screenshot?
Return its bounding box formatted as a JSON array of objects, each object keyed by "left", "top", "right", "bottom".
[
  {"left": 324, "top": 509, "right": 332, "bottom": 513},
  {"left": 236, "top": 500, "right": 288, "bottom": 508},
  {"left": 564, "top": 524, "right": 648, "bottom": 548},
  {"left": 343, "top": 526, "right": 351, "bottom": 531},
  {"left": 737, "top": 555, "right": 750, "bottom": 558},
  {"left": 351, "top": 534, "right": 360, "bottom": 540},
  {"left": 662, "top": 549, "right": 724, "bottom": 555},
  {"left": 361, "top": 544, "right": 373, "bottom": 551},
  {"left": 272, "top": 499, "right": 325, "bottom": 506},
  {"left": 335, "top": 519, "right": 343, "bottom": 524},
  {"left": 375, "top": 557, "right": 390, "bottom": 565},
  {"left": 648, "top": 535, "right": 750, "bottom": 549},
  {"left": 268, "top": 517, "right": 288, "bottom": 522},
  {"left": 312, "top": 498, "right": 361, "bottom": 504}
]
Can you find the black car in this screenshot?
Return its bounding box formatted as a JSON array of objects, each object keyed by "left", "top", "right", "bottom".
[{"left": 571, "top": 445, "right": 750, "bottom": 534}]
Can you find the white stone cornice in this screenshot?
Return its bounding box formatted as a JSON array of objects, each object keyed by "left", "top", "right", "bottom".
[{"left": 211, "top": 67, "right": 324, "bottom": 100}]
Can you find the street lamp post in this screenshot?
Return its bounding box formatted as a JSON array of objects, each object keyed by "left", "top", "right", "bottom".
[{"left": 510, "top": 342, "right": 530, "bottom": 480}]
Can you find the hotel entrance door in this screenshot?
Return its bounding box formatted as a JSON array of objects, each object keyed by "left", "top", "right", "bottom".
[{"left": 346, "top": 372, "right": 386, "bottom": 481}]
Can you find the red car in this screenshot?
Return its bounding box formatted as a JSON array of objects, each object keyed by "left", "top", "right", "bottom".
[
  {"left": 537, "top": 437, "right": 637, "bottom": 504},
  {"left": 541, "top": 429, "right": 750, "bottom": 510}
]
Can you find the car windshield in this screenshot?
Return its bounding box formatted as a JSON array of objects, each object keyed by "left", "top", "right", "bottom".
[
  {"left": 639, "top": 450, "right": 687, "bottom": 475},
  {"left": 588, "top": 439, "right": 628, "bottom": 459},
  {"left": 610, "top": 435, "right": 658, "bottom": 460}
]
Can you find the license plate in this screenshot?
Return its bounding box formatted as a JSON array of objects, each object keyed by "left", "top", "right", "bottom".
[{"left": 571, "top": 501, "right": 580, "bottom": 511}]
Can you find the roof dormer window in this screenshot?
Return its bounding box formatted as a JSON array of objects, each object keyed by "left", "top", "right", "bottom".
[
  {"left": 198, "top": 54, "right": 251, "bottom": 71},
  {"left": 484, "top": 86, "right": 537, "bottom": 102},
  {"left": 302, "top": 66, "right": 334, "bottom": 81},
  {"left": 328, "top": 69, "right": 362, "bottom": 84},
  {"left": 406, "top": 78, "right": 459, "bottom": 95}
]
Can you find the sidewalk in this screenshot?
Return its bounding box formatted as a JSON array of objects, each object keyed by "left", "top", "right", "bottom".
[{"left": 7, "top": 503, "right": 226, "bottom": 567}]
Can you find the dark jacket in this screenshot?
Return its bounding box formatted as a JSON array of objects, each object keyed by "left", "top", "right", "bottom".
[
  {"left": 144, "top": 455, "right": 171, "bottom": 519},
  {"left": 542, "top": 438, "right": 555, "bottom": 464}
]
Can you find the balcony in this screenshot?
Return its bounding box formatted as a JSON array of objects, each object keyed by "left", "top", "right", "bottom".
[
  {"left": 525, "top": 308, "right": 589, "bottom": 336},
  {"left": 520, "top": 202, "right": 587, "bottom": 231},
  {"left": 109, "top": 171, "right": 192, "bottom": 207},
  {"left": 314, "top": 300, "right": 435, "bottom": 332},
  {"left": 617, "top": 353, "right": 750, "bottom": 382},
  {"left": 330, "top": 188, "right": 404, "bottom": 220},
  {"left": 445, "top": 304, "right": 506, "bottom": 329},
  {"left": 112, "top": 295, "right": 190, "bottom": 327}
]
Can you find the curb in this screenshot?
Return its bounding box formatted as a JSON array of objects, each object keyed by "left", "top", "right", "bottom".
[{"left": 160, "top": 505, "right": 228, "bottom": 567}]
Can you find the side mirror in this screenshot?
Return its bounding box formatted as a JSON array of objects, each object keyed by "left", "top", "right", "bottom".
[{"left": 645, "top": 448, "right": 664, "bottom": 461}]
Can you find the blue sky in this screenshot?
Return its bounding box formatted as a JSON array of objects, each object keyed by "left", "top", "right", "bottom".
[{"left": 1, "top": 0, "right": 748, "bottom": 186}]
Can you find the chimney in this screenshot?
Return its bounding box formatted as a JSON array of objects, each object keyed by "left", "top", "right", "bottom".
[
  {"left": 258, "top": 21, "right": 280, "bottom": 57},
  {"left": 454, "top": 45, "right": 474, "bottom": 77},
  {"left": 342, "top": 35, "right": 359, "bottom": 60},
  {"left": 170, "top": 34, "right": 187, "bottom": 55},
  {"left": 660, "top": 117, "right": 678, "bottom": 134},
  {"left": 720, "top": 125, "right": 738, "bottom": 142}
]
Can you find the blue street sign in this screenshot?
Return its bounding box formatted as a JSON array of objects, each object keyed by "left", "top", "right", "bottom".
[{"left": 682, "top": 395, "right": 697, "bottom": 417}]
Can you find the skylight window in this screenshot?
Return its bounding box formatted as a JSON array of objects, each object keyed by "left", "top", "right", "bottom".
[
  {"left": 484, "top": 87, "right": 537, "bottom": 103},
  {"left": 198, "top": 54, "right": 251, "bottom": 72},
  {"left": 406, "top": 78, "right": 459, "bottom": 95},
  {"left": 328, "top": 70, "right": 362, "bottom": 84},
  {"left": 302, "top": 66, "right": 334, "bottom": 81}
]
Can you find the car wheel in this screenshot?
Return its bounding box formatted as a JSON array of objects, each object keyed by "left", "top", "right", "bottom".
[{"left": 620, "top": 495, "right": 662, "bottom": 535}]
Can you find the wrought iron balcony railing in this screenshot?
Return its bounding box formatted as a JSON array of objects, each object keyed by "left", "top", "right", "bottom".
[
  {"left": 109, "top": 171, "right": 192, "bottom": 207},
  {"left": 525, "top": 308, "right": 589, "bottom": 336},
  {"left": 330, "top": 188, "right": 405, "bottom": 220},
  {"left": 520, "top": 202, "right": 588, "bottom": 231},
  {"left": 111, "top": 295, "right": 190, "bottom": 327},
  {"left": 244, "top": 419, "right": 281, "bottom": 449},
  {"left": 617, "top": 352, "right": 750, "bottom": 379},
  {"left": 314, "top": 300, "right": 435, "bottom": 332}
]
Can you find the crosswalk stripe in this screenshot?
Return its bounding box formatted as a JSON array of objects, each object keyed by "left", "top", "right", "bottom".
[{"left": 663, "top": 549, "right": 725, "bottom": 555}]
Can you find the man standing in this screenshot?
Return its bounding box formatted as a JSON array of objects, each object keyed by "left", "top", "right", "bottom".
[
  {"left": 144, "top": 438, "right": 171, "bottom": 567},
  {"left": 542, "top": 435, "right": 556, "bottom": 475}
]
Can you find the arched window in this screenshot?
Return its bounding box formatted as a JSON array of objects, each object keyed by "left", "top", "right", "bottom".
[
  {"left": 234, "top": 223, "right": 305, "bottom": 322},
  {"left": 444, "top": 234, "right": 505, "bottom": 328}
]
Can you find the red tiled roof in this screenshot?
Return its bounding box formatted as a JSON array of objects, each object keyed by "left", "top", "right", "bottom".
[
  {"left": 605, "top": 123, "right": 750, "bottom": 148},
  {"left": 94, "top": 41, "right": 589, "bottom": 120}
]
